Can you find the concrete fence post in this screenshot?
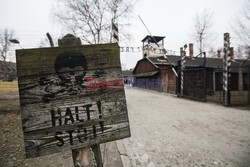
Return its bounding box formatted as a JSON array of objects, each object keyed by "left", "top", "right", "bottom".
[
  {"left": 223, "top": 33, "right": 231, "bottom": 106},
  {"left": 180, "top": 47, "right": 186, "bottom": 96},
  {"left": 112, "top": 20, "right": 119, "bottom": 44}
]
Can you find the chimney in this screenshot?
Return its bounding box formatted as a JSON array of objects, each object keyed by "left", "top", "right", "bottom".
[
  {"left": 217, "top": 50, "right": 221, "bottom": 58},
  {"left": 189, "top": 43, "right": 194, "bottom": 57},
  {"left": 247, "top": 47, "right": 250, "bottom": 59},
  {"left": 180, "top": 47, "right": 183, "bottom": 56},
  {"left": 230, "top": 47, "right": 234, "bottom": 60}
]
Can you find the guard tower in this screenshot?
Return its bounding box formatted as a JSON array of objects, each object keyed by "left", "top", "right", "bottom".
[{"left": 142, "top": 35, "right": 165, "bottom": 58}]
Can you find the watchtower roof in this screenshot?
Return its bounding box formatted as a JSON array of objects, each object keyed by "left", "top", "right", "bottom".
[{"left": 141, "top": 35, "right": 165, "bottom": 43}]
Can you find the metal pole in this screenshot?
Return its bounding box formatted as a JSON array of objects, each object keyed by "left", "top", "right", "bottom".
[{"left": 46, "top": 33, "right": 54, "bottom": 47}]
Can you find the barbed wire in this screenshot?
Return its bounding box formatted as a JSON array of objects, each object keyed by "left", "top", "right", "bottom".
[
  {"left": 120, "top": 46, "right": 178, "bottom": 55},
  {"left": 3, "top": 30, "right": 179, "bottom": 55}
]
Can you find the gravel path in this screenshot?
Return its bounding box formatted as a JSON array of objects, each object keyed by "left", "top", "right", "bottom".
[
  {"left": 120, "top": 88, "right": 250, "bottom": 167},
  {"left": 0, "top": 109, "right": 74, "bottom": 167},
  {"left": 1, "top": 89, "right": 250, "bottom": 167}
]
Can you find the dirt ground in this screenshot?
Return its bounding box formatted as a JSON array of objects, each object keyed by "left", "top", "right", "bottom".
[
  {"left": 1, "top": 87, "right": 250, "bottom": 167},
  {"left": 0, "top": 90, "right": 122, "bottom": 167},
  {"left": 0, "top": 98, "right": 74, "bottom": 167},
  {"left": 120, "top": 88, "right": 250, "bottom": 167}
]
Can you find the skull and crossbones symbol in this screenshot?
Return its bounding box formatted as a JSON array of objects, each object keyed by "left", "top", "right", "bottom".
[{"left": 40, "top": 51, "right": 88, "bottom": 102}]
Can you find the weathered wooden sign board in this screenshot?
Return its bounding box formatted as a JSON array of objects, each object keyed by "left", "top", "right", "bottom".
[{"left": 16, "top": 43, "right": 130, "bottom": 158}]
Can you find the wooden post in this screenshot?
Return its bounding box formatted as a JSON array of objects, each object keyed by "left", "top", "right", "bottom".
[
  {"left": 92, "top": 145, "right": 103, "bottom": 167},
  {"left": 58, "top": 34, "right": 103, "bottom": 167},
  {"left": 72, "top": 146, "right": 102, "bottom": 167}
]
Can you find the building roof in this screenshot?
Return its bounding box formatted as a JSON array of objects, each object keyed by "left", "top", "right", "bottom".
[
  {"left": 148, "top": 56, "right": 180, "bottom": 65},
  {"left": 133, "top": 55, "right": 250, "bottom": 74},
  {"left": 0, "top": 61, "right": 16, "bottom": 70},
  {"left": 148, "top": 55, "right": 250, "bottom": 69},
  {"left": 0, "top": 61, "right": 17, "bottom": 80},
  {"left": 134, "top": 71, "right": 159, "bottom": 77},
  {"left": 141, "top": 35, "right": 165, "bottom": 43},
  {"left": 122, "top": 70, "right": 133, "bottom": 77}
]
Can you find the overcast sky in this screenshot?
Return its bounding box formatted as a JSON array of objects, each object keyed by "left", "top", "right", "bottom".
[{"left": 0, "top": 0, "right": 246, "bottom": 69}]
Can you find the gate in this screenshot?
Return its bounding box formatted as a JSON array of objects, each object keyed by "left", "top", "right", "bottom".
[
  {"left": 199, "top": 62, "right": 250, "bottom": 106},
  {"left": 177, "top": 58, "right": 207, "bottom": 101},
  {"left": 228, "top": 65, "right": 250, "bottom": 106},
  {"left": 177, "top": 63, "right": 250, "bottom": 106},
  {"left": 182, "top": 67, "right": 206, "bottom": 101}
]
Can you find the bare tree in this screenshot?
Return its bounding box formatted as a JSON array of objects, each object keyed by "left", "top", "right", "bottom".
[
  {"left": 191, "top": 9, "right": 214, "bottom": 54},
  {"left": 232, "top": 0, "right": 250, "bottom": 58},
  {"left": 0, "top": 29, "right": 14, "bottom": 62},
  {"left": 53, "top": 0, "right": 136, "bottom": 44},
  {"left": 235, "top": 46, "right": 244, "bottom": 59}
]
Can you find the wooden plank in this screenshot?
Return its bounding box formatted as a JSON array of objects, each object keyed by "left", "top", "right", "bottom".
[
  {"left": 18, "top": 68, "right": 124, "bottom": 105},
  {"left": 16, "top": 44, "right": 120, "bottom": 77},
  {"left": 16, "top": 43, "right": 130, "bottom": 158}
]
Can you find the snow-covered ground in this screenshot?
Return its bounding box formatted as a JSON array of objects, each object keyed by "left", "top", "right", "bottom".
[{"left": 119, "top": 88, "right": 250, "bottom": 167}]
